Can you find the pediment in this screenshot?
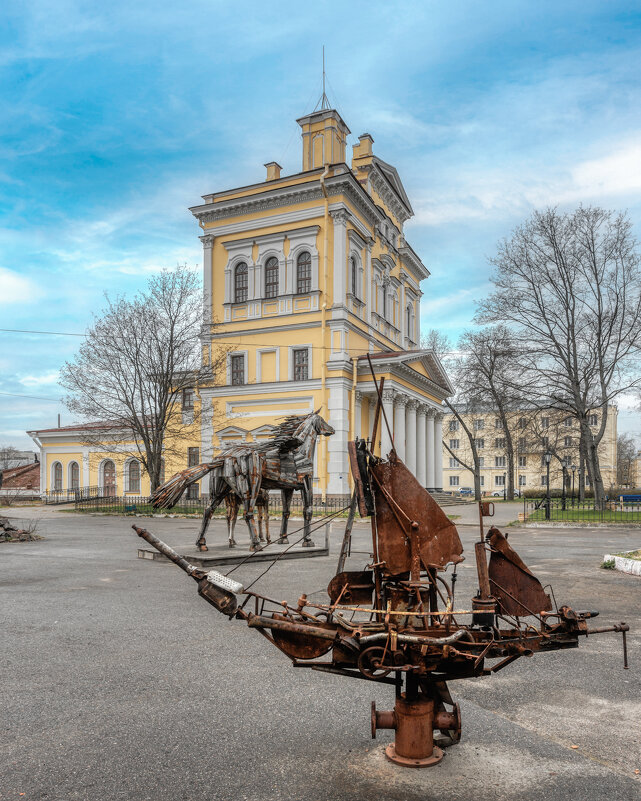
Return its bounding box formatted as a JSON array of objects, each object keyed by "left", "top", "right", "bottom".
[{"left": 372, "top": 157, "right": 414, "bottom": 216}]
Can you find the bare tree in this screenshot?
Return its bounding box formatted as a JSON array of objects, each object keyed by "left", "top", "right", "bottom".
[
  {"left": 477, "top": 206, "right": 641, "bottom": 506},
  {"left": 60, "top": 266, "right": 226, "bottom": 491},
  {"left": 423, "top": 329, "right": 485, "bottom": 500},
  {"left": 617, "top": 433, "right": 638, "bottom": 487},
  {"left": 0, "top": 447, "right": 20, "bottom": 471}
]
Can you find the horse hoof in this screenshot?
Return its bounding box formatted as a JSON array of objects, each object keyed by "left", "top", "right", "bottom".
[
  {"left": 198, "top": 545, "right": 209, "bottom": 552},
  {"left": 250, "top": 543, "right": 262, "bottom": 552},
  {"left": 301, "top": 539, "right": 315, "bottom": 548},
  {"left": 228, "top": 541, "right": 236, "bottom": 549},
  {"left": 278, "top": 538, "right": 289, "bottom": 545}
]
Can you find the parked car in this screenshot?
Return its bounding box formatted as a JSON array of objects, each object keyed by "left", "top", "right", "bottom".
[
  {"left": 491, "top": 489, "right": 521, "bottom": 498},
  {"left": 458, "top": 487, "right": 474, "bottom": 496}
]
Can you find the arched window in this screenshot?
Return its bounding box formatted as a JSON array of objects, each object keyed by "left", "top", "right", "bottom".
[
  {"left": 296, "top": 252, "right": 311, "bottom": 294},
  {"left": 265, "top": 257, "right": 279, "bottom": 298},
  {"left": 102, "top": 459, "right": 116, "bottom": 496},
  {"left": 234, "top": 262, "right": 248, "bottom": 303},
  {"left": 69, "top": 461, "right": 79, "bottom": 490},
  {"left": 350, "top": 257, "right": 358, "bottom": 298},
  {"left": 52, "top": 461, "right": 63, "bottom": 491},
  {"left": 127, "top": 460, "right": 141, "bottom": 493}
]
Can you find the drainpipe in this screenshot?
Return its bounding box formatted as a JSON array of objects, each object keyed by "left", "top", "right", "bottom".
[{"left": 319, "top": 163, "right": 331, "bottom": 501}]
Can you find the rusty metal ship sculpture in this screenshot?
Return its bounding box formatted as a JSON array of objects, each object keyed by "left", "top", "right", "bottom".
[{"left": 134, "top": 363, "right": 629, "bottom": 768}]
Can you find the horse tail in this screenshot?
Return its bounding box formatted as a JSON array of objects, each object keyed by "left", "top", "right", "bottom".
[{"left": 151, "top": 462, "right": 217, "bottom": 509}]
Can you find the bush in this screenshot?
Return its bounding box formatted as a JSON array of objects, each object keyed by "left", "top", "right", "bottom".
[{"left": 523, "top": 488, "right": 594, "bottom": 499}]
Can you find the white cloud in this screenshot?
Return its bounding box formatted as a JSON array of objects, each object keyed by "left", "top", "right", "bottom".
[
  {"left": 19, "top": 372, "right": 60, "bottom": 387},
  {"left": 0, "top": 267, "right": 43, "bottom": 305}
]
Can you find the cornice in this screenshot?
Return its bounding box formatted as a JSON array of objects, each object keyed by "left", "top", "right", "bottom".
[
  {"left": 191, "top": 173, "right": 383, "bottom": 230},
  {"left": 361, "top": 163, "right": 412, "bottom": 225},
  {"left": 399, "top": 245, "right": 429, "bottom": 281}
]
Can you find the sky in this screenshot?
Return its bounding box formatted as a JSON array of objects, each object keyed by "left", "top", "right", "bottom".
[{"left": 1, "top": 0, "right": 641, "bottom": 450}]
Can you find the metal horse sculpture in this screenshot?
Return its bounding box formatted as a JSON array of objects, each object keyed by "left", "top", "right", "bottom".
[
  {"left": 151, "top": 411, "right": 335, "bottom": 551},
  {"left": 224, "top": 489, "right": 270, "bottom": 548}
]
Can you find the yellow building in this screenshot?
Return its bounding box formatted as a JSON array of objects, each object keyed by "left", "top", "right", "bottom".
[
  {"left": 442, "top": 406, "right": 618, "bottom": 495},
  {"left": 30, "top": 104, "right": 453, "bottom": 498}
]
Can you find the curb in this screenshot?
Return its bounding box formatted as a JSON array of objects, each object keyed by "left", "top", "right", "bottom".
[{"left": 604, "top": 553, "right": 641, "bottom": 576}]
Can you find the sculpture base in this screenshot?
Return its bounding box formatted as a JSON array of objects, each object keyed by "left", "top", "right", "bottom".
[{"left": 385, "top": 743, "right": 443, "bottom": 768}]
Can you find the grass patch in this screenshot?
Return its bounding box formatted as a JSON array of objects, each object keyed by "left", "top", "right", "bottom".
[
  {"left": 447, "top": 514, "right": 461, "bottom": 521},
  {"left": 601, "top": 558, "right": 616, "bottom": 570},
  {"left": 527, "top": 507, "right": 641, "bottom": 523}
]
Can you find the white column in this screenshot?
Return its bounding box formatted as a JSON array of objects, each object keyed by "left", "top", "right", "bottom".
[
  {"left": 200, "top": 393, "right": 214, "bottom": 462},
  {"left": 405, "top": 399, "right": 417, "bottom": 475},
  {"left": 381, "top": 390, "right": 395, "bottom": 458},
  {"left": 365, "top": 243, "right": 372, "bottom": 324},
  {"left": 331, "top": 209, "right": 349, "bottom": 308},
  {"left": 327, "top": 378, "right": 351, "bottom": 495},
  {"left": 82, "top": 448, "right": 90, "bottom": 486},
  {"left": 200, "top": 234, "right": 214, "bottom": 325},
  {"left": 416, "top": 405, "right": 427, "bottom": 487},
  {"left": 426, "top": 409, "right": 436, "bottom": 490},
  {"left": 434, "top": 411, "right": 444, "bottom": 491},
  {"left": 354, "top": 390, "right": 362, "bottom": 440},
  {"left": 394, "top": 394, "right": 407, "bottom": 461}
]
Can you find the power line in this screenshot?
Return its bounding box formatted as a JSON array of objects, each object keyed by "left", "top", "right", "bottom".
[
  {"left": 0, "top": 391, "right": 61, "bottom": 402},
  {"left": 0, "top": 328, "right": 84, "bottom": 337}
]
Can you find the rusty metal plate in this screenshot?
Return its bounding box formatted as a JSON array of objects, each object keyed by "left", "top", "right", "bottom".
[
  {"left": 270, "top": 614, "right": 334, "bottom": 660},
  {"left": 327, "top": 571, "right": 374, "bottom": 605},
  {"left": 487, "top": 527, "right": 552, "bottom": 617},
  {"left": 370, "top": 454, "right": 464, "bottom": 575},
  {"left": 348, "top": 440, "right": 372, "bottom": 517}
]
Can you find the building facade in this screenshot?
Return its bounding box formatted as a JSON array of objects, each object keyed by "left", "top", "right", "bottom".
[
  {"left": 442, "top": 407, "right": 618, "bottom": 494},
  {"left": 30, "top": 104, "right": 451, "bottom": 497}
]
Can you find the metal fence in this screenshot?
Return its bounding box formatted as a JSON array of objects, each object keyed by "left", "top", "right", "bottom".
[
  {"left": 73, "top": 493, "right": 351, "bottom": 517},
  {"left": 524, "top": 497, "right": 641, "bottom": 523},
  {"left": 44, "top": 486, "right": 106, "bottom": 504}
]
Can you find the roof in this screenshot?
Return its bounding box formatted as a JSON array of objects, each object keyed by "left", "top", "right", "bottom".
[
  {"left": 358, "top": 349, "right": 454, "bottom": 397},
  {"left": 29, "top": 420, "right": 127, "bottom": 435},
  {"left": 0, "top": 462, "right": 40, "bottom": 490}
]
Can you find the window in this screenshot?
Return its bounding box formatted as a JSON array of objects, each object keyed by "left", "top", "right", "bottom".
[
  {"left": 517, "top": 417, "right": 526, "bottom": 429},
  {"left": 449, "top": 439, "right": 459, "bottom": 450},
  {"left": 187, "top": 447, "right": 200, "bottom": 467},
  {"left": 350, "top": 257, "right": 358, "bottom": 298},
  {"left": 234, "top": 262, "right": 248, "bottom": 303},
  {"left": 231, "top": 354, "right": 245, "bottom": 386},
  {"left": 541, "top": 475, "right": 548, "bottom": 486},
  {"left": 479, "top": 476, "right": 485, "bottom": 486},
  {"left": 449, "top": 420, "right": 459, "bottom": 432},
  {"left": 519, "top": 475, "right": 527, "bottom": 486},
  {"left": 382, "top": 288, "right": 387, "bottom": 319},
  {"left": 541, "top": 455, "right": 548, "bottom": 466},
  {"left": 449, "top": 458, "right": 460, "bottom": 468},
  {"left": 265, "top": 257, "right": 279, "bottom": 298},
  {"left": 127, "top": 460, "right": 141, "bottom": 493},
  {"left": 182, "top": 388, "right": 194, "bottom": 411},
  {"left": 541, "top": 436, "right": 549, "bottom": 448},
  {"left": 494, "top": 437, "right": 506, "bottom": 448},
  {"left": 541, "top": 417, "right": 549, "bottom": 429},
  {"left": 478, "top": 457, "right": 485, "bottom": 468},
  {"left": 296, "top": 251, "right": 311, "bottom": 294},
  {"left": 495, "top": 475, "right": 505, "bottom": 486},
  {"left": 495, "top": 456, "right": 506, "bottom": 468},
  {"left": 406, "top": 305, "right": 411, "bottom": 335},
  {"left": 564, "top": 417, "right": 572, "bottom": 427},
  {"left": 494, "top": 418, "right": 503, "bottom": 429},
  {"left": 293, "top": 348, "right": 309, "bottom": 381},
  {"left": 53, "top": 462, "right": 63, "bottom": 491},
  {"left": 585, "top": 475, "right": 591, "bottom": 486},
  {"left": 564, "top": 436, "right": 572, "bottom": 447},
  {"left": 589, "top": 414, "right": 598, "bottom": 426},
  {"left": 519, "top": 456, "right": 527, "bottom": 467},
  {"left": 562, "top": 456, "right": 571, "bottom": 467},
  {"left": 69, "top": 461, "right": 79, "bottom": 490},
  {"left": 473, "top": 419, "right": 484, "bottom": 430},
  {"left": 518, "top": 437, "right": 526, "bottom": 449},
  {"left": 449, "top": 476, "right": 459, "bottom": 487},
  {"left": 475, "top": 438, "right": 485, "bottom": 449}
]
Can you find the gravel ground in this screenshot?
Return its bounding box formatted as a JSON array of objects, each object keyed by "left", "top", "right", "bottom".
[{"left": 1, "top": 507, "right": 640, "bottom": 801}]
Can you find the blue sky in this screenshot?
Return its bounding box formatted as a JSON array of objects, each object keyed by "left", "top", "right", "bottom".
[{"left": 2, "top": 0, "right": 641, "bottom": 449}]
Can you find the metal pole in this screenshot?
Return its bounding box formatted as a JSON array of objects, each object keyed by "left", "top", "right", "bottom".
[
  {"left": 562, "top": 465, "right": 567, "bottom": 512},
  {"left": 572, "top": 469, "right": 575, "bottom": 507},
  {"left": 546, "top": 460, "right": 551, "bottom": 520}
]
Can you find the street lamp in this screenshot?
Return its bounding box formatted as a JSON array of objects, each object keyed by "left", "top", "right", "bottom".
[
  {"left": 544, "top": 451, "right": 552, "bottom": 520},
  {"left": 571, "top": 464, "right": 576, "bottom": 507}
]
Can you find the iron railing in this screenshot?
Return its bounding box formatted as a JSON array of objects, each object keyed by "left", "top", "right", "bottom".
[
  {"left": 524, "top": 497, "right": 641, "bottom": 524},
  {"left": 44, "top": 486, "right": 106, "bottom": 504},
  {"left": 73, "top": 493, "right": 350, "bottom": 517}
]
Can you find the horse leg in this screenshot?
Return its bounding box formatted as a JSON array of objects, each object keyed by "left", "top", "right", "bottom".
[
  {"left": 226, "top": 494, "right": 239, "bottom": 548},
  {"left": 263, "top": 492, "right": 271, "bottom": 544},
  {"left": 279, "top": 488, "right": 293, "bottom": 544},
  {"left": 301, "top": 477, "right": 315, "bottom": 548},
  {"left": 257, "top": 496, "right": 265, "bottom": 542},
  {"left": 196, "top": 476, "right": 227, "bottom": 551},
  {"left": 242, "top": 495, "right": 261, "bottom": 552}
]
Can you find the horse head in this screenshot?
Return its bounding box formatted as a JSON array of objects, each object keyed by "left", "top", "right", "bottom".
[{"left": 293, "top": 410, "right": 335, "bottom": 442}]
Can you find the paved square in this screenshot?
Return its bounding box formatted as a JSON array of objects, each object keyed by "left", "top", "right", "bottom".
[{"left": 2, "top": 506, "right": 640, "bottom": 800}]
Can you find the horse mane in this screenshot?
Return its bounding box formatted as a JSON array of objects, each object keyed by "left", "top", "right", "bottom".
[{"left": 268, "top": 413, "right": 312, "bottom": 452}]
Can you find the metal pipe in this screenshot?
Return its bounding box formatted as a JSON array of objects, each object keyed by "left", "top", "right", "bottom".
[
  {"left": 132, "top": 525, "right": 202, "bottom": 579},
  {"left": 359, "top": 629, "right": 468, "bottom": 647},
  {"left": 247, "top": 613, "right": 339, "bottom": 642}
]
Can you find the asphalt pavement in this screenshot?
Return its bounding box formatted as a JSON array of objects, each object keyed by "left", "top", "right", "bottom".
[{"left": 1, "top": 506, "right": 640, "bottom": 801}]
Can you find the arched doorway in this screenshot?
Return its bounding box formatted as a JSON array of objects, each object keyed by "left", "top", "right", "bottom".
[
  {"left": 102, "top": 460, "right": 116, "bottom": 496},
  {"left": 69, "top": 461, "right": 80, "bottom": 490}
]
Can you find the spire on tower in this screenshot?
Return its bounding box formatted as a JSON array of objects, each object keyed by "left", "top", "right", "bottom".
[{"left": 314, "top": 46, "right": 331, "bottom": 112}]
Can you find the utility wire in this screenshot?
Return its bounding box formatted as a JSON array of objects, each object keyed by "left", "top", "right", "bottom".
[{"left": 0, "top": 391, "right": 61, "bottom": 402}]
